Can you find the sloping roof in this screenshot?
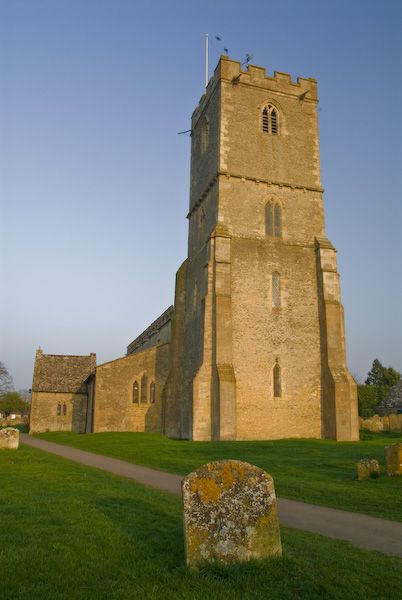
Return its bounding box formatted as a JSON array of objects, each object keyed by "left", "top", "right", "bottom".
[
  {"left": 32, "top": 350, "right": 96, "bottom": 393},
  {"left": 377, "top": 380, "right": 402, "bottom": 413},
  {"left": 127, "top": 306, "right": 173, "bottom": 355}
]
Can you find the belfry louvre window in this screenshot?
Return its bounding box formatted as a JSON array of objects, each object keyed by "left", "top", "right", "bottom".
[
  {"left": 133, "top": 381, "right": 139, "bottom": 404},
  {"left": 272, "top": 272, "right": 281, "bottom": 308},
  {"left": 273, "top": 362, "right": 281, "bottom": 397},
  {"left": 150, "top": 382, "right": 156, "bottom": 404},
  {"left": 266, "top": 202, "right": 282, "bottom": 238},
  {"left": 141, "top": 374, "right": 148, "bottom": 403},
  {"left": 201, "top": 118, "right": 209, "bottom": 153},
  {"left": 262, "top": 105, "right": 279, "bottom": 134}
]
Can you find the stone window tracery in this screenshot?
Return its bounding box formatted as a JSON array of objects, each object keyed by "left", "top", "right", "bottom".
[
  {"left": 133, "top": 381, "right": 139, "bottom": 404},
  {"left": 150, "top": 381, "right": 155, "bottom": 404},
  {"left": 262, "top": 105, "right": 279, "bottom": 134},
  {"left": 265, "top": 202, "right": 282, "bottom": 238},
  {"left": 141, "top": 374, "right": 148, "bottom": 403}
]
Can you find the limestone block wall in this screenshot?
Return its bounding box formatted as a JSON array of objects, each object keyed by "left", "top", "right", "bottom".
[
  {"left": 231, "top": 234, "right": 323, "bottom": 440},
  {"left": 30, "top": 392, "right": 88, "bottom": 433},
  {"left": 93, "top": 344, "right": 169, "bottom": 433}
]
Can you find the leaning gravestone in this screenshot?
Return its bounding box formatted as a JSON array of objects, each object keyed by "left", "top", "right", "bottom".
[
  {"left": 182, "top": 459, "right": 282, "bottom": 568},
  {"left": 0, "top": 427, "right": 20, "bottom": 450},
  {"left": 356, "top": 458, "right": 380, "bottom": 480},
  {"left": 386, "top": 443, "right": 402, "bottom": 476}
]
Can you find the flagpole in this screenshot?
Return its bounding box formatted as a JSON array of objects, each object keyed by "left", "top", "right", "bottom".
[{"left": 205, "top": 33, "right": 209, "bottom": 88}]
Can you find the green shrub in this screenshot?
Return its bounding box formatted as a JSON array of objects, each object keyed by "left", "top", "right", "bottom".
[{"left": 357, "top": 385, "right": 389, "bottom": 416}]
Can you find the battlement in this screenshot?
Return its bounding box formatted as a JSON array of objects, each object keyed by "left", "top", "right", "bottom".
[{"left": 193, "top": 56, "right": 318, "bottom": 123}]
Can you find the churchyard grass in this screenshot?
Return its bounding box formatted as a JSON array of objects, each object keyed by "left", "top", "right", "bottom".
[
  {"left": 1, "top": 445, "right": 401, "bottom": 600},
  {"left": 37, "top": 431, "right": 402, "bottom": 522}
]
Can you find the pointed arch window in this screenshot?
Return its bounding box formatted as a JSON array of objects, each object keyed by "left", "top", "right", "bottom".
[
  {"left": 141, "top": 374, "right": 148, "bottom": 404},
  {"left": 201, "top": 118, "right": 209, "bottom": 153},
  {"left": 265, "top": 202, "right": 282, "bottom": 238},
  {"left": 150, "top": 382, "right": 156, "bottom": 404},
  {"left": 274, "top": 204, "right": 282, "bottom": 237},
  {"left": 272, "top": 272, "right": 281, "bottom": 308},
  {"left": 132, "top": 381, "right": 139, "bottom": 404},
  {"left": 57, "top": 403, "right": 61, "bottom": 416},
  {"left": 265, "top": 202, "right": 273, "bottom": 236},
  {"left": 262, "top": 105, "right": 279, "bottom": 134},
  {"left": 62, "top": 403, "right": 67, "bottom": 416},
  {"left": 273, "top": 361, "right": 281, "bottom": 397}
]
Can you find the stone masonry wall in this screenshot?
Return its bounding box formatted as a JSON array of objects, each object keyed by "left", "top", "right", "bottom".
[
  {"left": 93, "top": 344, "right": 169, "bottom": 433},
  {"left": 30, "top": 392, "right": 88, "bottom": 433}
]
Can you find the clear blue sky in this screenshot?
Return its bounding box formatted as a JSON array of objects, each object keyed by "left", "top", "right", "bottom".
[{"left": 1, "top": 0, "right": 401, "bottom": 389}]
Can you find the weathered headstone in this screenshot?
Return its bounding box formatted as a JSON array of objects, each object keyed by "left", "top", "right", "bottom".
[
  {"left": 361, "top": 414, "right": 383, "bottom": 432},
  {"left": 381, "top": 415, "right": 390, "bottom": 432},
  {"left": 0, "top": 427, "right": 20, "bottom": 450},
  {"left": 389, "top": 414, "right": 402, "bottom": 433},
  {"left": 386, "top": 443, "right": 402, "bottom": 476},
  {"left": 356, "top": 458, "right": 380, "bottom": 480},
  {"left": 182, "top": 459, "right": 282, "bottom": 568}
]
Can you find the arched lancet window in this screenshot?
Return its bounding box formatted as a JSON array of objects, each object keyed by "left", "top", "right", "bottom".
[
  {"left": 265, "top": 202, "right": 282, "bottom": 238},
  {"left": 141, "top": 374, "right": 148, "bottom": 404},
  {"left": 273, "top": 361, "right": 281, "bottom": 397},
  {"left": 150, "top": 382, "right": 155, "bottom": 404},
  {"left": 62, "top": 403, "right": 67, "bottom": 416},
  {"left": 57, "top": 403, "right": 61, "bottom": 416},
  {"left": 272, "top": 272, "right": 281, "bottom": 308},
  {"left": 201, "top": 118, "right": 209, "bottom": 153},
  {"left": 132, "top": 381, "right": 139, "bottom": 404},
  {"left": 274, "top": 204, "right": 282, "bottom": 238},
  {"left": 262, "top": 105, "right": 279, "bottom": 134},
  {"left": 265, "top": 202, "right": 273, "bottom": 236}
]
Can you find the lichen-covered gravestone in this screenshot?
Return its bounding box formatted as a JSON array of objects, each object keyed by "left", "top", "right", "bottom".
[
  {"left": 386, "top": 443, "right": 402, "bottom": 476},
  {"left": 182, "top": 460, "right": 282, "bottom": 568},
  {"left": 0, "top": 427, "right": 20, "bottom": 450},
  {"left": 356, "top": 458, "right": 380, "bottom": 480}
]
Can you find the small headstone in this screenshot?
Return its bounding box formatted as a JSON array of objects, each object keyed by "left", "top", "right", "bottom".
[
  {"left": 381, "top": 415, "right": 390, "bottom": 431},
  {"left": 389, "top": 414, "right": 402, "bottom": 433},
  {"left": 356, "top": 458, "right": 380, "bottom": 480},
  {"left": 0, "top": 427, "right": 20, "bottom": 450},
  {"left": 386, "top": 443, "right": 402, "bottom": 476},
  {"left": 361, "top": 415, "right": 383, "bottom": 432},
  {"left": 182, "top": 459, "right": 282, "bottom": 568}
]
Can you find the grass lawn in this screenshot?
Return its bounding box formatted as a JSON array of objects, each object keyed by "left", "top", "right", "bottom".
[
  {"left": 36, "top": 431, "right": 402, "bottom": 522},
  {"left": 1, "top": 445, "right": 401, "bottom": 600}
]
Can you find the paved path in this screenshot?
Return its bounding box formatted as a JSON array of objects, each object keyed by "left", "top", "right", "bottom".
[{"left": 21, "top": 434, "right": 402, "bottom": 558}]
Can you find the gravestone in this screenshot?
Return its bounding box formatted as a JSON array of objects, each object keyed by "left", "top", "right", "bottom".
[
  {"left": 182, "top": 459, "right": 282, "bottom": 568},
  {"left": 386, "top": 443, "right": 402, "bottom": 476},
  {"left": 0, "top": 427, "right": 20, "bottom": 450},
  {"left": 356, "top": 458, "right": 380, "bottom": 480},
  {"left": 389, "top": 414, "right": 402, "bottom": 433}
]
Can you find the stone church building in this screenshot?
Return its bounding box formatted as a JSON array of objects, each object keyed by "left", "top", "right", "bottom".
[{"left": 30, "top": 56, "right": 359, "bottom": 441}]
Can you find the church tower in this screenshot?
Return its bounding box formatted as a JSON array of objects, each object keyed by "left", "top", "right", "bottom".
[{"left": 164, "top": 56, "right": 359, "bottom": 441}]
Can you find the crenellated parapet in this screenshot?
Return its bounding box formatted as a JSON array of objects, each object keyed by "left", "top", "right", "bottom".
[{"left": 192, "top": 55, "right": 318, "bottom": 125}]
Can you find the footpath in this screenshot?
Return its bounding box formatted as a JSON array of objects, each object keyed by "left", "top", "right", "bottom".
[{"left": 21, "top": 434, "right": 402, "bottom": 559}]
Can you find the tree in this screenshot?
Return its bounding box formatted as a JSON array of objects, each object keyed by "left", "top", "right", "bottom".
[
  {"left": 365, "top": 359, "right": 401, "bottom": 387},
  {"left": 0, "top": 361, "right": 13, "bottom": 394},
  {"left": 0, "top": 392, "right": 30, "bottom": 417}
]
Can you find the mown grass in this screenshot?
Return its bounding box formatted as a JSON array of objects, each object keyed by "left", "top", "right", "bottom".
[
  {"left": 37, "top": 430, "right": 402, "bottom": 522},
  {"left": 1, "top": 445, "right": 401, "bottom": 600}
]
